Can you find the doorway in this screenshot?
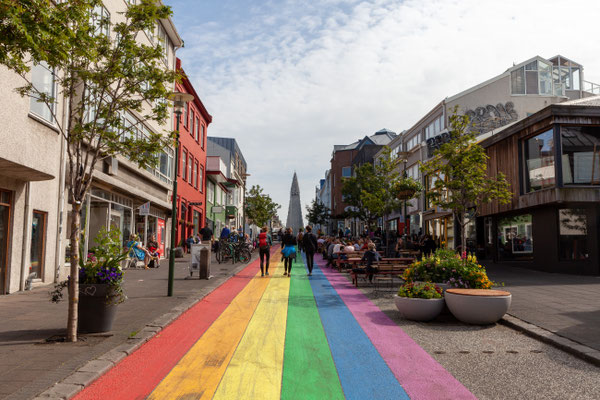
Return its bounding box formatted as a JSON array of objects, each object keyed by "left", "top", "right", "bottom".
[
  {"left": 0, "top": 190, "right": 11, "bottom": 294},
  {"left": 30, "top": 211, "right": 47, "bottom": 280}
]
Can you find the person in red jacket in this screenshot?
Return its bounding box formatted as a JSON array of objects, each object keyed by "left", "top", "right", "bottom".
[{"left": 258, "top": 226, "right": 272, "bottom": 277}]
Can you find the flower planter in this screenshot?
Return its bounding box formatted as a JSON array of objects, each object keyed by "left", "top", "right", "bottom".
[
  {"left": 393, "top": 295, "right": 445, "bottom": 322},
  {"left": 396, "top": 189, "right": 416, "bottom": 200},
  {"left": 445, "top": 288, "right": 511, "bottom": 325},
  {"left": 78, "top": 283, "right": 119, "bottom": 333},
  {"left": 415, "top": 281, "right": 449, "bottom": 293}
]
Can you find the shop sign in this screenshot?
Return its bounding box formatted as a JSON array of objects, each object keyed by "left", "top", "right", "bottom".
[
  {"left": 212, "top": 206, "right": 224, "bottom": 213},
  {"left": 138, "top": 201, "right": 150, "bottom": 216}
]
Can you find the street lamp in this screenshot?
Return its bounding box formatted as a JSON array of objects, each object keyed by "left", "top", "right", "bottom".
[{"left": 167, "top": 91, "right": 194, "bottom": 297}]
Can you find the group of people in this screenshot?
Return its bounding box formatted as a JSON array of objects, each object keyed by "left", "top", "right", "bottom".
[
  {"left": 394, "top": 233, "right": 438, "bottom": 256},
  {"left": 126, "top": 233, "right": 160, "bottom": 269},
  {"left": 257, "top": 225, "right": 318, "bottom": 277}
]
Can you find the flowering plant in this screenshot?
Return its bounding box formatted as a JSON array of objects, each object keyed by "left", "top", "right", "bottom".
[
  {"left": 402, "top": 249, "right": 494, "bottom": 289},
  {"left": 51, "top": 228, "right": 127, "bottom": 304},
  {"left": 397, "top": 282, "right": 443, "bottom": 299}
]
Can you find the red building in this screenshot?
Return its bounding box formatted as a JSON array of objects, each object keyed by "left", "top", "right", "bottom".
[{"left": 174, "top": 58, "right": 212, "bottom": 247}]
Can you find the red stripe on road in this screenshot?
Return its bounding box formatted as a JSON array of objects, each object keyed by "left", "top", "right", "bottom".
[{"left": 74, "top": 249, "right": 273, "bottom": 400}]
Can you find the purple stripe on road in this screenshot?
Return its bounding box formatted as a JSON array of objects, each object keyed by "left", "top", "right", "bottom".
[{"left": 316, "top": 258, "right": 476, "bottom": 400}]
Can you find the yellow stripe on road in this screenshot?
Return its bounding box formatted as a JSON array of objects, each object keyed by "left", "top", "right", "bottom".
[
  {"left": 212, "top": 258, "right": 291, "bottom": 400},
  {"left": 147, "top": 256, "right": 277, "bottom": 400}
]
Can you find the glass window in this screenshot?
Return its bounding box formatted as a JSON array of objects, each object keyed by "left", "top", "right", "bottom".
[
  {"left": 524, "top": 129, "right": 555, "bottom": 192},
  {"left": 190, "top": 110, "right": 195, "bottom": 136},
  {"left": 201, "top": 125, "right": 205, "bottom": 148},
  {"left": 561, "top": 126, "right": 600, "bottom": 185},
  {"left": 511, "top": 67, "right": 525, "bottom": 94},
  {"left": 91, "top": 5, "right": 110, "bottom": 37},
  {"left": 183, "top": 102, "right": 188, "bottom": 127},
  {"left": 525, "top": 61, "right": 537, "bottom": 70},
  {"left": 182, "top": 150, "right": 187, "bottom": 180},
  {"left": 207, "top": 181, "right": 214, "bottom": 204},
  {"left": 193, "top": 161, "right": 198, "bottom": 187},
  {"left": 29, "top": 62, "right": 55, "bottom": 122},
  {"left": 497, "top": 214, "right": 533, "bottom": 260},
  {"left": 195, "top": 116, "right": 199, "bottom": 140},
  {"left": 158, "top": 23, "right": 169, "bottom": 59},
  {"left": 538, "top": 61, "right": 553, "bottom": 95},
  {"left": 342, "top": 167, "right": 352, "bottom": 178},
  {"left": 188, "top": 156, "right": 193, "bottom": 184},
  {"left": 526, "top": 70, "right": 538, "bottom": 94},
  {"left": 572, "top": 67, "right": 580, "bottom": 90},
  {"left": 558, "top": 209, "right": 588, "bottom": 261}
]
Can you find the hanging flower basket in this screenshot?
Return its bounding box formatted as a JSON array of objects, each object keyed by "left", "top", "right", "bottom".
[
  {"left": 393, "top": 176, "right": 423, "bottom": 200},
  {"left": 397, "top": 189, "right": 416, "bottom": 200}
]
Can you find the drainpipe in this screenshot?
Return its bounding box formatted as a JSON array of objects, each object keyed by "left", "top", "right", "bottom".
[{"left": 19, "top": 182, "right": 32, "bottom": 291}]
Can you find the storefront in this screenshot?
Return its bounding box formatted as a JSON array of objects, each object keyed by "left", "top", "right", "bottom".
[{"left": 424, "top": 212, "right": 454, "bottom": 250}]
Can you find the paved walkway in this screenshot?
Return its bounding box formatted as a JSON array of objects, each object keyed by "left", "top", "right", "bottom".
[
  {"left": 0, "top": 251, "right": 252, "bottom": 400},
  {"left": 75, "top": 251, "right": 475, "bottom": 400},
  {"left": 485, "top": 263, "right": 600, "bottom": 351}
]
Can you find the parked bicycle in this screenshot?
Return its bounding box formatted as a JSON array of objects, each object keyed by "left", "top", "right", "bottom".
[{"left": 216, "top": 237, "right": 252, "bottom": 264}]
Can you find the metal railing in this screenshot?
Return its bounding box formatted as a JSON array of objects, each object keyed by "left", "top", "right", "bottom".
[{"left": 583, "top": 80, "right": 600, "bottom": 95}]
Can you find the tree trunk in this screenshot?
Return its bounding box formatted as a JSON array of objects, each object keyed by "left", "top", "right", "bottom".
[
  {"left": 460, "top": 213, "right": 467, "bottom": 259},
  {"left": 67, "top": 202, "right": 81, "bottom": 342}
]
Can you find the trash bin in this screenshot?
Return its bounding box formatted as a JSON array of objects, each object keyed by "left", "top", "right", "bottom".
[{"left": 190, "top": 244, "right": 211, "bottom": 279}]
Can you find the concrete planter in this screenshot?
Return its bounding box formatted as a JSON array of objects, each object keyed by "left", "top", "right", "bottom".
[
  {"left": 393, "top": 295, "right": 445, "bottom": 322},
  {"left": 78, "top": 284, "right": 119, "bottom": 333},
  {"left": 445, "top": 289, "right": 512, "bottom": 325}
]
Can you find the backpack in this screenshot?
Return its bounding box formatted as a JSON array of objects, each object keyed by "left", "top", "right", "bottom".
[{"left": 258, "top": 232, "right": 269, "bottom": 249}]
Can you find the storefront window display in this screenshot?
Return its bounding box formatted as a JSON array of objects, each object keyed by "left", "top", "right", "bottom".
[
  {"left": 558, "top": 209, "right": 588, "bottom": 261},
  {"left": 497, "top": 214, "right": 533, "bottom": 260},
  {"left": 85, "top": 189, "right": 134, "bottom": 255},
  {"left": 425, "top": 216, "right": 453, "bottom": 249},
  {"left": 524, "top": 129, "right": 555, "bottom": 192}
]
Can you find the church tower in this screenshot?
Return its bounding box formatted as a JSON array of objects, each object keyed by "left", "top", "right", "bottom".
[{"left": 286, "top": 172, "right": 304, "bottom": 232}]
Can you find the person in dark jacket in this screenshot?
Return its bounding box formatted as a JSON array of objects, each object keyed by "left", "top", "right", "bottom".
[
  {"left": 258, "top": 226, "right": 272, "bottom": 277},
  {"left": 302, "top": 225, "right": 318, "bottom": 276},
  {"left": 361, "top": 242, "right": 381, "bottom": 282},
  {"left": 281, "top": 227, "right": 297, "bottom": 277}
]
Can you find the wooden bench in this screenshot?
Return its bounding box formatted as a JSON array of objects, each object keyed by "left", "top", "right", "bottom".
[{"left": 350, "top": 258, "right": 413, "bottom": 287}]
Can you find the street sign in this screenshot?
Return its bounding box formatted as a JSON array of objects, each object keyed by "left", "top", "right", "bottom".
[
  {"left": 189, "top": 202, "right": 203, "bottom": 206},
  {"left": 138, "top": 201, "right": 150, "bottom": 216}
]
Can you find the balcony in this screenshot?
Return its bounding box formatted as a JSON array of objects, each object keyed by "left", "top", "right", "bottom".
[
  {"left": 583, "top": 80, "right": 600, "bottom": 96},
  {"left": 206, "top": 156, "right": 228, "bottom": 183},
  {"left": 225, "top": 205, "right": 237, "bottom": 219}
]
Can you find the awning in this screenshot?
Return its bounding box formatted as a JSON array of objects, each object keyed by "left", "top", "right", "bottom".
[{"left": 0, "top": 157, "right": 54, "bottom": 181}]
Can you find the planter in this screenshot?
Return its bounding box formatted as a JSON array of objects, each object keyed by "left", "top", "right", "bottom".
[
  {"left": 445, "top": 289, "right": 511, "bottom": 325},
  {"left": 393, "top": 295, "right": 445, "bottom": 322},
  {"left": 78, "top": 284, "right": 119, "bottom": 333},
  {"left": 396, "top": 189, "right": 416, "bottom": 200},
  {"left": 415, "top": 281, "right": 449, "bottom": 293}
]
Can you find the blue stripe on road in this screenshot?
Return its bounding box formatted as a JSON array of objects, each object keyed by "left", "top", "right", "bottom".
[{"left": 306, "top": 255, "right": 410, "bottom": 400}]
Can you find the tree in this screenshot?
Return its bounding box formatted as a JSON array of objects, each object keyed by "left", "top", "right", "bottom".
[
  {"left": 0, "top": 0, "right": 178, "bottom": 341},
  {"left": 305, "top": 199, "right": 330, "bottom": 227},
  {"left": 245, "top": 185, "right": 281, "bottom": 227},
  {"left": 420, "top": 108, "right": 512, "bottom": 255},
  {"left": 342, "top": 147, "right": 421, "bottom": 229}
]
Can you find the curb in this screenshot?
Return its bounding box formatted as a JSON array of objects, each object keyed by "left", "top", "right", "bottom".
[
  {"left": 33, "top": 257, "right": 257, "bottom": 400},
  {"left": 500, "top": 314, "right": 600, "bottom": 367}
]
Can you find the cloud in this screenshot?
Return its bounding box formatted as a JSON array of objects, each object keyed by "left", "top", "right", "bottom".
[{"left": 169, "top": 0, "right": 600, "bottom": 222}]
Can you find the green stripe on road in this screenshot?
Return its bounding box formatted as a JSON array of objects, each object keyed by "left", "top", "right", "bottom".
[{"left": 281, "top": 255, "right": 345, "bottom": 400}]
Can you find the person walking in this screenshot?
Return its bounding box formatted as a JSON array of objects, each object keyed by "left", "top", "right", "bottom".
[
  {"left": 296, "top": 227, "right": 304, "bottom": 253},
  {"left": 199, "top": 223, "right": 213, "bottom": 243},
  {"left": 302, "top": 225, "right": 318, "bottom": 276},
  {"left": 281, "top": 227, "right": 297, "bottom": 277},
  {"left": 258, "top": 226, "right": 272, "bottom": 277}
]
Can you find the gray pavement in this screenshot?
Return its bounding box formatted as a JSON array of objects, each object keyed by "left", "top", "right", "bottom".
[
  {"left": 484, "top": 263, "right": 600, "bottom": 352},
  {"left": 360, "top": 286, "right": 600, "bottom": 400},
  {"left": 0, "top": 251, "right": 258, "bottom": 400}
]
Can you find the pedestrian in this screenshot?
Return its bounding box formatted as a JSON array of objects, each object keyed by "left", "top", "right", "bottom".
[
  {"left": 258, "top": 226, "right": 272, "bottom": 276},
  {"left": 199, "top": 223, "right": 213, "bottom": 243},
  {"left": 186, "top": 234, "right": 195, "bottom": 253},
  {"left": 297, "top": 227, "right": 304, "bottom": 253},
  {"left": 361, "top": 242, "right": 381, "bottom": 283},
  {"left": 281, "top": 227, "right": 297, "bottom": 277},
  {"left": 220, "top": 225, "right": 230, "bottom": 240},
  {"left": 302, "top": 225, "right": 318, "bottom": 276}
]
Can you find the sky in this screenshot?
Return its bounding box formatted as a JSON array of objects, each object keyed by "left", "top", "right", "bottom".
[{"left": 166, "top": 0, "right": 600, "bottom": 223}]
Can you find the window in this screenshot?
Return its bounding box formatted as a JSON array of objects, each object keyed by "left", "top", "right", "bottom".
[
  {"left": 145, "top": 22, "right": 155, "bottom": 42},
  {"left": 183, "top": 102, "right": 189, "bottom": 127},
  {"left": 558, "top": 209, "right": 588, "bottom": 261},
  {"left": 425, "top": 115, "right": 444, "bottom": 140},
  {"left": 407, "top": 134, "right": 420, "bottom": 151},
  {"left": 91, "top": 5, "right": 110, "bottom": 37},
  {"left": 199, "top": 165, "right": 204, "bottom": 191},
  {"left": 190, "top": 110, "right": 195, "bottom": 136},
  {"left": 511, "top": 67, "right": 525, "bottom": 94},
  {"left": 200, "top": 125, "right": 205, "bottom": 148},
  {"left": 182, "top": 149, "right": 187, "bottom": 180},
  {"left": 188, "top": 156, "right": 193, "bottom": 184},
  {"left": 29, "top": 62, "right": 55, "bottom": 122},
  {"left": 497, "top": 214, "right": 533, "bottom": 260},
  {"left": 342, "top": 167, "right": 352, "bottom": 178},
  {"left": 193, "top": 160, "right": 198, "bottom": 188},
  {"left": 561, "top": 126, "right": 600, "bottom": 185},
  {"left": 207, "top": 180, "right": 214, "bottom": 204},
  {"left": 195, "top": 117, "right": 199, "bottom": 141},
  {"left": 512, "top": 60, "right": 558, "bottom": 96},
  {"left": 391, "top": 146, "right": 400, "bottom": 159},
  {"left": 524, "top": 129, "right": 555, "bottom": 192},
  {"left": 157, "top": 23, "right": 169, "bottom": 60},
  {"left": 158, "top": 147, "right": 174, "bottom": 184},
  {"left": 406, "top": 164, "right": 420, "bottom": 180}
]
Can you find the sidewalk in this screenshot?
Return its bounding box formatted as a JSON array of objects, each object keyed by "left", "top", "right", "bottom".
[
  {"left": 0, "top": 251, "right": 257, "bottom": 400},
  {"left": 485, "top": 262, "right": 600, "bottom": 352}
]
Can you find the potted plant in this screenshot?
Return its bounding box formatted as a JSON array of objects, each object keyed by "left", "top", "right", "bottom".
[
  {"left": 394, "top": 282, "right": 445, "bottom": 321},
  {"left": 393, "top": 176, "right": 423, "bottom": 200},
  {"left": 51, "top": 228, "right": 127, "bottom": 333}
]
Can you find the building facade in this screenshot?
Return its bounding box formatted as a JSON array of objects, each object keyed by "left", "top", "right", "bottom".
[
  {"left": 380, "top": 54, "right": 599, "bottom": 250},
  {"left": 0, "top": 0, "right": 183, "bottom": 294},
  {"left": 479, "top": 98, "right": 600, "bottom": 275},
  {"left": 174, "top": 58, "right": 212, "bottom": 247}
]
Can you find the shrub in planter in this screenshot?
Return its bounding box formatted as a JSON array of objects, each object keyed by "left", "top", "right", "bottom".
[
  {"left": 51, "top": 228, "right": 127, "bottom": 332},
  {"left": 394, "top": 282, "right": 444, "bottom": 321},
  {"left": 402, "top": 249, "right": 494, "bottom": 289}
]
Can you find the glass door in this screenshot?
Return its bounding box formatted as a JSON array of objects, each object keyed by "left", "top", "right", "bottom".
[
  {"left": 30, "top": 211, "right": 47, "bottom": 279},
  {"left": 0, "top": 190, "right": 11, "bottom": 294}
]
